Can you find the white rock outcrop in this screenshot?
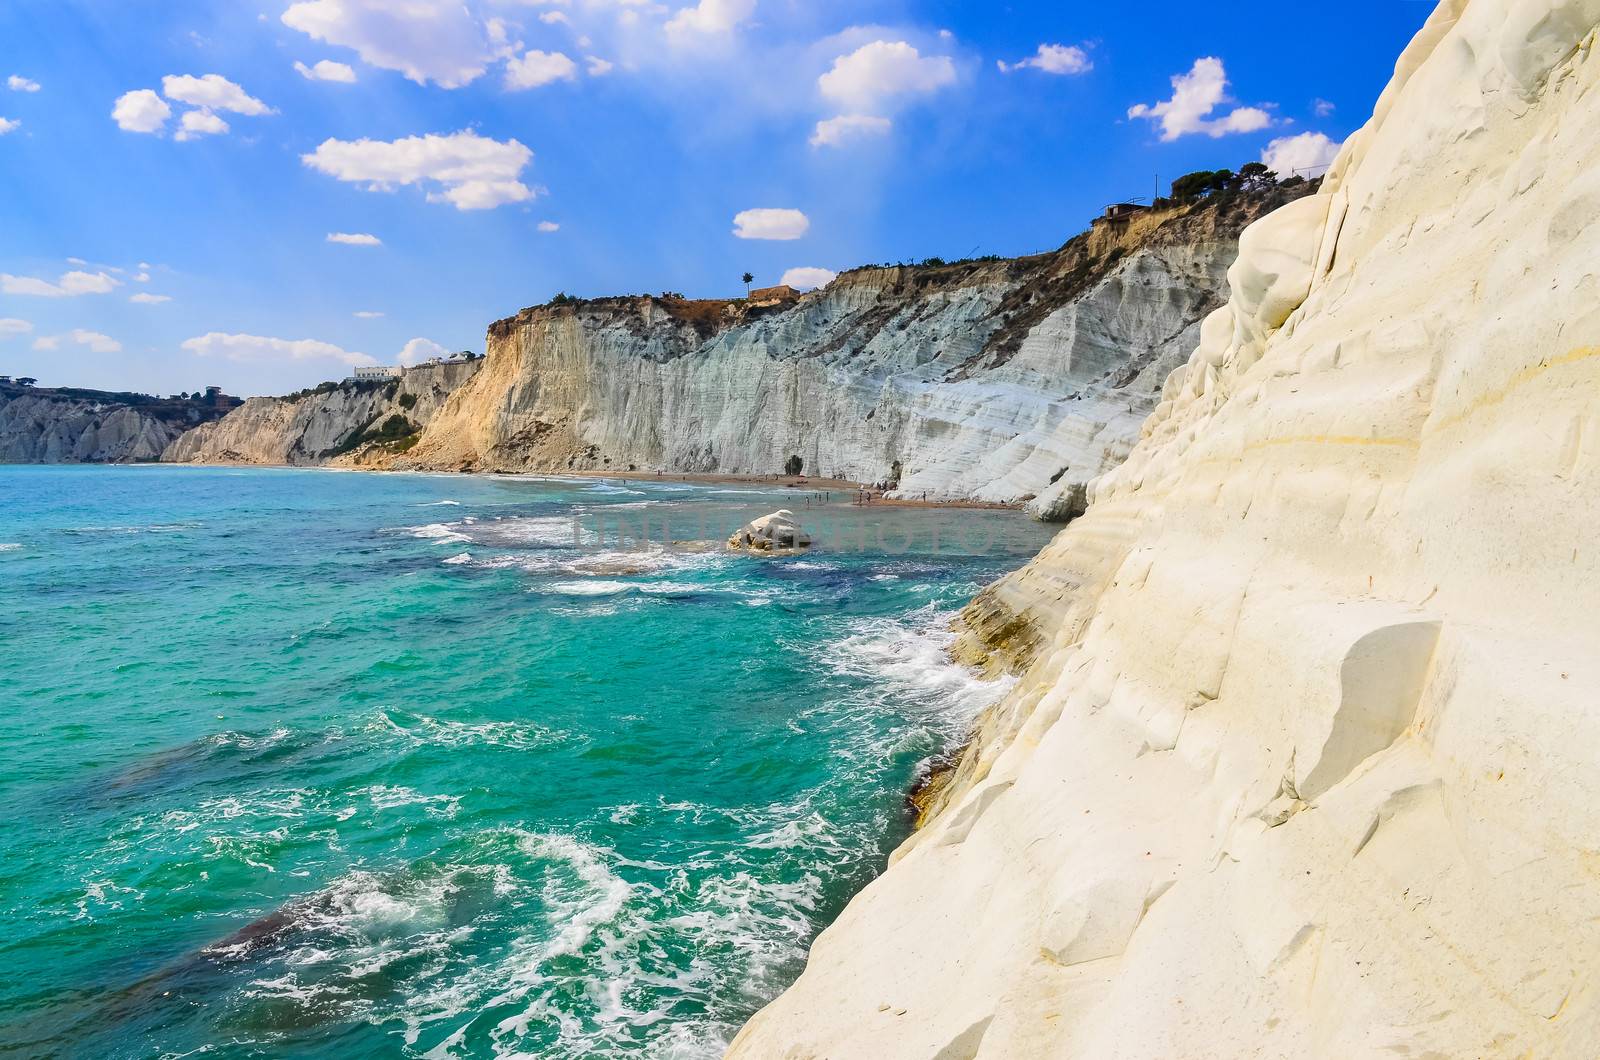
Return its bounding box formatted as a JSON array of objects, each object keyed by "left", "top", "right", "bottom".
[
  {"left": 727, "top": 510, "right": 812, "bottom": 553},
  {"left": 401, "top": 195, "right": 1303, "bottom": 516},
  {"left": 729, "top": 2, "right": 1600, "bottom": 1056},
  {"left": 162, "top": 361, "right": 478, "bottom": 466},
  {"left": 0, "top": 393, "right": 187, "bottom": 463}
]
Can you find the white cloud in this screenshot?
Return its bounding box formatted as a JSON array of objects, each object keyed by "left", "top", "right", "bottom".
[
  {"left": 175, "top": 109, "right": 229, "bottom": 141},
  {"left": 809, "top": 113, "right": 890, "bottom": 148},
  {"left": 540, "top": 11, "right": 569, "bottom": 24},
  {"left": 399, "top": 337, "right": 451, "bottom": 366},
  {"left": 998, "top": 43, "right": 1091, "bottom": 75},
  {"left": 819, "top": 41, "right": 956, "bottom": 111},
  {"left": 537, "top": 220, "right": 560, "bottom": 232},
  {"left": 282, "top": 0, "right": 509, "bottom": 89},
  {"left": 327, "top": 231, "right": 383, "bottom": 246},
  {"left": 0, "top": 117, "right": 17, "bottom": 135},
  {"left": 0, "top": 270, "right": 121, "bottom": 297},
  {"left": 354, "top": 310, "right": 384, "bottom": 318},
  {"left": 295, "top": 59, "right": 358, "bottom": 83},
  {"left": 732, "top": 208, "right": 809, "bottom": 240},
  {"left": 8, "top": 75, "right": 40, "bottom": 93},
  {"left": 1127, "top": 57, "right": 1271, "bottom": 140},
  {"left": 112, "top": 89, "right": 171, "bottom": 133},
  {"left": 586, "top": 56, "right": 614, "bottom": 76},
  {"left": 130, "top": 292, "right": 172, "bottom": 304},
  {"left": 302, "top": 129, "right": 535, "bottom": 211},
  {"left": 1262, "top": 131, "right": 1340, "bottom": 177},
  {"left": 505, "top": 50, "right": 577, "bottom": 90},
  {"left": 1313, "top": 97, "right": 1335, "bottom": 117},
  {"left": 34, "top": 329, "right": 122, "bottom": 354},
  {"left": 0, "top": 318, "right": 32, "bottom": 337},
  {"left": 665, "top": 0, "right": 755, "bottom": 38},
  {"left": 182, "top": 331, "right": 377, "bottom": 367},
  {"left": 161, "top": 74, "right": 273, "bottom": 116},
  {"left": 780, "top": 266, "right": 835, "bottom": 290}
]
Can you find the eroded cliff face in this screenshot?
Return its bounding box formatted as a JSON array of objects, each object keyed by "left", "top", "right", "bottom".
[
  {"left": 730, "top": 1, "right": 1600, "bottom": 1057},
  {"left": 401, "top": 194, "right": 1302, "bottom": 516},
  {"left": 0, "top": 389, "right": 196, "bottom": 463},
  {"left": 162, "top": 362, "right": 478, "bottom": 466}
]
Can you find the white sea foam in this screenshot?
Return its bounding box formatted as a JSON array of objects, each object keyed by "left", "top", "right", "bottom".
[
  {"left": 406, "top": 522, "right": 472, "bottom": 545},
  {"left": 0, "top": 543, "right": 20, "bottom": 552},
  {"left": 821, "top": 604, "right": 1015, "bottom": 728},
  {"left": 354, "top": 785, "right": 461, "bottom": 818},
  {"left": 442, "top": 552, "right": 473, "bottom": 565},
  {"left": 368, "top": 710, "right": 569, "bottom": 751},
  {"left": 419, "top": 500, "right": 463, "bottom": 507}
]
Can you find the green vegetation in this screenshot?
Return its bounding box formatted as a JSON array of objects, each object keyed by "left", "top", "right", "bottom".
[
  {"left": 398, "top": 392, "right": 418, "bottom": 410},
  {"left": 549, "top": 292, "right": 580, "bottom": 306},
  {"left": 1164, "top": 159, "right": 1291, "bottom": 206},
  {"left": 324, "top": 412, "right": 419, "bottom": 458}
]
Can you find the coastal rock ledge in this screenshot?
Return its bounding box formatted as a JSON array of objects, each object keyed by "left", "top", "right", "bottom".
[{"left": 729, "top": 2, "right": 1600, "bottom": 1057}]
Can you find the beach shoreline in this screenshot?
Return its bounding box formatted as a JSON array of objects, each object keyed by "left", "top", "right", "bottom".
[{"left": 143, "top": 460, "right": 1028, "bottom": 512}]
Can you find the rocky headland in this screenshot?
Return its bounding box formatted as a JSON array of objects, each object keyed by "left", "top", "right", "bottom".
[
  {"left": 0, "top": 381, "right": 238, "bottom": 464},
  {"left": 396, "top": 189, "right": 1308, "bottom": 519},
  {"left": 728, "top": 1, "right": 1600, "bottom": 1056},
  {"left": 160, "top": 360, "right": 479, "bottom": 467}
]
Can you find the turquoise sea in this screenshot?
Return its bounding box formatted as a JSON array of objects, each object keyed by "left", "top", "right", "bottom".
[{"left": 0, "top": 465, "right": 1052, "bottom": 1058}]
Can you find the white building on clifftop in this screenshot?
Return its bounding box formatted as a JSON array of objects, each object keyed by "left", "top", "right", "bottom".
[{"left": 351, "top": 365, "right": 403, "bottom": 381}]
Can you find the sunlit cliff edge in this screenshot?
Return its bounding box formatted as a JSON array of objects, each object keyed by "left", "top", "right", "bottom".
[{"left": 728, "top": 1, "right": 1600, "bottom": 1056}]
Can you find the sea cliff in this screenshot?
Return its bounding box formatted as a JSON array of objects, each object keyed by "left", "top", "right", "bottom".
[
  {"left": 398, "top": 192, "right": 1304, "bottom": 518},
  {"left": 161, "top": 361, "right": 479, "bottom": 467},
  {"left": 729, "top": 0, "right": 1600, "bottom": 1056},
  {"left": 0, "top": 383, "right": 233, "bottom": 464}
]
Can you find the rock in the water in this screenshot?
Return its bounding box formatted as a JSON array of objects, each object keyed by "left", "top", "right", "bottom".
[{"left": 727, "top": 510, "right": 812, "bottom": 553}]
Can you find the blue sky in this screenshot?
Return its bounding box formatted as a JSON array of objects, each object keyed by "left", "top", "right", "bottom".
[{"left": 0, "top": 0, "right": 1430, "bottom": 397}]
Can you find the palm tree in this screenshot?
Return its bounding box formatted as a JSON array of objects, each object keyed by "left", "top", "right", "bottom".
[{"left": 742, "top": 271, "right": 754, "bottom": 297}]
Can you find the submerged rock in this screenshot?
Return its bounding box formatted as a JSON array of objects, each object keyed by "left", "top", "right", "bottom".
[{"left": 727, "top": 510, "right": 812, "bottom": 554}]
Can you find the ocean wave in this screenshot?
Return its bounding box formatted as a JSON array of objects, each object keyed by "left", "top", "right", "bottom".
[
  {"left": 0, "top": 542, "right": 20, "bottom": 552},
  {"left": 468, "top": 515, "right": 591, "bottom": 549},
  {"left": 60, "top": 522, "right": 204, "bottom": 535},
  {"left": 418, "top": 500, "right": 462, "bottom": 507},
  {"left": 442, "top": 552, "right": 473, "bottom": 565},
  {"left": 403, "top": 523, "right": 472, "bottom": 545},
  {"left": 535, "top": 578, "right": 773, "bottom": 602},
  {"left": 367, "top": 710, "right": 569, "bottom": 751},
  {"left": 819, "top": 604, "right": 1015, "bottom": 728}
]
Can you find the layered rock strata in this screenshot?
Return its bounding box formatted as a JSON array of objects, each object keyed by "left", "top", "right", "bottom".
[
  {"left": 400, "top": 192, "right": 1305, "bottom": 518},
  {"left": 729, "top": 2, "right": 1600, "bottom": 1056},
  {"left": 162, "top": 362, "right": 478, "bottom": 466}
]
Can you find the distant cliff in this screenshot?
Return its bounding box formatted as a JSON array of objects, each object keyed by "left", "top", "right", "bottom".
[
  {"left": 398, "top": 188, "right": 1311, "bottom": 518},
  {"left": 162, "top": 361, "right": 480, "bottom": 466},
  {"left": 0, "top": 383, "right": 236, "bottom": 464}
]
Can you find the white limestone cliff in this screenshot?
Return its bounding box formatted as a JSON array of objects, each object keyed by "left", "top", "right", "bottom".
[
  {"left": 0, "top": 391, "right": 190, "bottom": 463},
  {"left": 728, "top": 1, "right": 1600, "bottom": 1056},
  {"left": 400, "top": 195, "right": 1302, "bottom": 516},
  {"left": 162, "top": 361, "right": 478, "bottom": 466}
]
